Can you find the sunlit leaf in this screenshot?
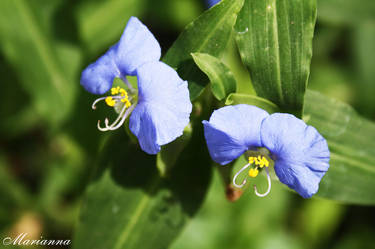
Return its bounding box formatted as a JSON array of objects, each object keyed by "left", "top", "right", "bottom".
[
  {"left": 234, "top": 0, "right": 317, "bottom": 117},
  {"left": 192, "top": 53, "right": 237, "bottom": 101},
  {"left": 225, "top": 93, "right": 280, "bottom": 114},
  {"left": 163, "top": 0, "right": 244, "bottom": 100}
]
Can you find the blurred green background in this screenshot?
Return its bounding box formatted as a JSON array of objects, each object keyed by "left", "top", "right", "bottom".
[{"left": 0, "top": 0, "right": 374, "bottom": 248}]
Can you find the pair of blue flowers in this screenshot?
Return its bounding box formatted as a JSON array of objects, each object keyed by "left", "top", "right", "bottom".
[{"left": 81, "top": 17, "right": 330, "bottom": 199}]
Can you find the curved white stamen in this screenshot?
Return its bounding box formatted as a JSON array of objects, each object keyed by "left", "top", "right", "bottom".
[
  {"left": 109, "top": 104, "right": 135, "bottom": 130},
  {"left": 106, "top": 96, "right": 133, "bottom": 129},
  {"left": 92, "top": 96, "right": 126, "bottom": 109},
  {"left": 254, "top": 167, "right": 271, "bottom": 197},
  {"left": 97, "top": 120, "right": 110, "bottom": 131},
  {"left": 233, "top": 163, "right": 250, "bottom": 188},
  {"left": 97, "top": 104, "right": 127, "bottom": 132},
  {"left": 104, "top": 118, "right": 110, "bottom": 127}
]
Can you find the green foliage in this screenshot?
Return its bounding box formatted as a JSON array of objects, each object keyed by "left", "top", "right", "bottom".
[
  {"left": 76, "top": 0, "right": 146, "bottom": 54},
  {"left": 73, "top": 128, "right": 212, "bottom": 249},
  {"left": 318, "top": 0, "right": 375, "bottom": 25},
  {"left": 305, "top": 91, "right": 375, "bottom": 205},
  {"left": 192, "top": 53, "right": 237, "bottom": 101},
  {"left": 0, "top": 0, "right": 80, "bottom": 126},
  {"left": 234, "top": 0, "right": 317, "bottom": 117},
  {"left": 225, "top": 93, "right": 280, "bottom": 114},
  {"left": 1, "top": 0, "right": 375, "bottom": 249},
  {"left": 163, "top": 0, "right": 244, "bottom": 100}
]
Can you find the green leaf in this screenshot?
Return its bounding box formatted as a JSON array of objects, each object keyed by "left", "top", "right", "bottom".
[
  {"left": 73, "top": 129, "right": 212, "bottom": 249},
  {"left": 76, "top": 0, "right": 145, "bottom": 55},
  {"left": 163, "top": 0, "right": 244, "bottom": 101},
  {"left": 304, "top": 90, "right": 375, "bottom": 205},
  {"left": 225, "top": 93, "right": 280, "bottom": 114},
  {"left": 191, "top": 53, "right": 237, "bottom": 101},
  {"left": 234, "top": 0, "right": 317, "bottom": 117},
  {"left": 0, "top": 0, "right": 80, "bottom": 125}
]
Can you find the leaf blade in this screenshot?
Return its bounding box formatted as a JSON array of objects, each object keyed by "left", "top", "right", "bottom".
[
  {"left": 304, "top": 90, "right": 375, "bottom": 205},
  {"left": 225, "top": 93, "right": 280, "bottom": 114},
  {"left": 191, "top": 53, "right": 237, "bottom": 101},
  {"left": 234, "top": 0, "right": 317, "bottom": 116},
  {"left": 163, "top": 0, "right": 244, "bottom": 100},
  {"left": 73, "top": 128, "right": 212, "bottom": 249}
]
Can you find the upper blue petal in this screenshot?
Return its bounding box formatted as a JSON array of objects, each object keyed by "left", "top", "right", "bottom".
[
  {"left": 115, "top": 17, "right": 161, "bottom": 76},
  {"left": 80, "top": 45, "right": 119, "bottom": 94},
  {"left": 80, "top": 17, "right": 160, "bottom": 94},
  {"left": 129, "top": 61, "right": 192, "bottom": 154},
  {"left": 206, "top": 0, "right": 221, "bottom": 7},
  {"left": 260, "top": 113, "right": 330, "bottom": 198},
  {"left": 203, "top": 105, "right": 269, "bottom": 165}
]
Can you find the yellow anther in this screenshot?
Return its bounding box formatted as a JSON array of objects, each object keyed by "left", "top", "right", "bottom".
[
  {"left": 119, "top": 88, "right": 128, "bottom": 97},
  {"left": 121, "top": 98, "right": 132, "bottom": 108},
  {"left": 263, "top": 157, "right": 269, "bottom": 167},
  {"left": 248, "top": 156, "right": 255, "bottom": 164},
  {"left": 111, "top": 86, "right": 121, "bottom": 95},
  {"left": 248, "top": 155, "right": 270, "bottom": 168},
  {"left": 105, "top": 96, "right": 116, "bottom": 107},
  {"left": 249, "top": 168, "right": 259, "bottom": 178}
]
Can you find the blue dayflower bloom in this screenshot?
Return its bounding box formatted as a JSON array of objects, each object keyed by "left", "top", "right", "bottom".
[
  {"left": 203, "top": 105, "right": 330, "bottom": 198},
  {"left": 81, "top": 17, "right": 192, "bottom": 155}
]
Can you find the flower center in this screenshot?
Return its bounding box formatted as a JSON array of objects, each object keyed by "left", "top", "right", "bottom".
[
  {"left": 92, "top": 85, "right": 136, "bottom": 131},
  {"left": 247, "top": 155, "right": 269, "bottom": 178},
  {"left": 233, "top": 152, "right": 273, "bottom": 197}
]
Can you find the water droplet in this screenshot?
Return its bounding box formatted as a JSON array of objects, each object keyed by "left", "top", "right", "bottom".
[{"left": 237, "top": 27, "right": 249, "bottom": 35}]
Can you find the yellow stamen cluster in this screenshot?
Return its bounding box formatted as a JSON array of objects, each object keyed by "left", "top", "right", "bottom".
[
  {"left": 106, "top": 86, "right": 132, "bottom": 108},
  {"left": 249, "top": 156, "right": 269, "bottom": 168},
  {"left": 105, "top": 96, "right": 116, "bottom": 107},
  {"left": 248, "top": 156, "right": 269, "bottom": 178}
]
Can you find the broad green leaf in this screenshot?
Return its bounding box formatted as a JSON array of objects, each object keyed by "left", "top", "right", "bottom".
[
  {"left": 73, "top": 128, "right": 212, "bottom": 249},
  {"left": 225, "top": 93, "right": 280, "bottom": 114},
  {"left": 163, "top": 0, "right": 244, "bottom": 101},
  {"left": 191, "top": 53, "right": 237, "bottom": 101},
  {"left": 0, "top": 0, "right": 80, "bottom": 125},
  {"left": 76, "top": 0, "right": 145, "bottom": 54},
  {"left": 234, "top": 0, "right": 317, "bottom": 117},
  {"left": 304, "top": 90, "right": 375, "bottom": 205}
]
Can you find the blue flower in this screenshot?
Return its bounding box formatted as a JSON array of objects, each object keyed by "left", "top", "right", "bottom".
[
  {"left": 203, "top": 104, "right": 330, "bottom": 198},
  {"left": 80, "top": 17, "right": 192, "bottom": 155}
]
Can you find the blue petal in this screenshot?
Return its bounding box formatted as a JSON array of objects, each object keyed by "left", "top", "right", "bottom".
[
  {"left": 203, "top": 105, "right": 269, "bottom": 165},
  {"left": 80, "top": 45, "right": 119, "bottom": 94},
  {"left": 115, "top": 17, "right": 161, "bottom": 76},
  {"left": 260, "top": 113, "right": 330, "bottom": 198},
  {"left": 206, "top": 0, "right": 221, "bottom": 7},
  {"left": 129, "top": 61, "right": 192, "bottom": 154}
]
